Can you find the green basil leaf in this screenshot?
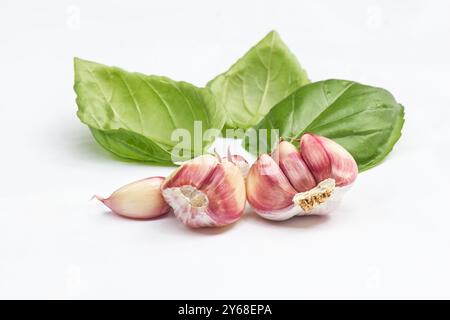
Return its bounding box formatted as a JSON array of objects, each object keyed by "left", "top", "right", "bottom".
[
  {"left": 89, "top": 127, "right": 174, "bottom": 165},
  {"left": 244, "top": 79, "right": 405, "bottom": 172},
  {"left": 74, "top": 58, "right": 225, "bottom": 164},
  {"left": 207, "top": 30, "right": 309, "bottom": 130}
]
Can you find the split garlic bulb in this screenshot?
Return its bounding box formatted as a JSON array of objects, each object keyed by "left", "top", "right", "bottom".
[
  {"left": 94, "top": 176, "right": 170, "bottom": 219},
  {"left": 246, "top": 133, "right": 358, "bottom": 221},
  {"left": 161, "top": 154, "right": 246, "bottom": 228}
]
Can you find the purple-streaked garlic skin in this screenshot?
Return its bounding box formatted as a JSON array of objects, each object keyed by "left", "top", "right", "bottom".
[
  {"left": 161, "top": 154, "right": 246, "bottom": 228},
  {"left": 246, "top": 133, "right": 358, "bottom": 221},
  {"left": 94, "top": 176, "right": 170, "bottom": 219},
  {"left": 222, "top": 154, "right": 249, "bottom": 178},
  {"left": 312, "top": 135, "right": 358, "bottom": 186},
  {"left": 272, "top": 141, "right": 316, "bottom": 192},
  {"left": 300, "top": 134, "right": 332, "bottom": 183},
  {"left": 246, "top": 154, "right": 296, "bottom": 212}
]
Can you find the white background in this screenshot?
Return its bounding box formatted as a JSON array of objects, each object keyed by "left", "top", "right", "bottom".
[{"left": 1, "top": 0, "right": 449, "bottom": 299}]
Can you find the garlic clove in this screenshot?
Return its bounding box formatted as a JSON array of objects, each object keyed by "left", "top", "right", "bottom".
[
  {"left": 161, "top": 155, "right": 246, "bottom": 228},
  {"left": 300, "top": 133, "right": 331, "bottom": 182},
  {"left": 272, "top": 140, "right": 317, "bottom": 192},
  {"left": 200, "top": 161, "right": 246, "bottom": 226},
  {"left": 312, "top": 134, "right": 358, "bottom": 186},
  {"left": 246, "top": 154, "right": 297, "bottom": 213},
  {"left": 94, "top": 177, "right": 170, "bottom": 219}
]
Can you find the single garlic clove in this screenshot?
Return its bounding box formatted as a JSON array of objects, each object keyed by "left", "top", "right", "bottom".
[
  {"left": 161, "top": 155, "right": 246, "bottom": 228},
  {"left": 300, "top": 133, "right": 331, "bottom": 183},
  {"left": 272, "top": 140, "right": 317, "bottom": 192},
  {"left": 246, "top": 154, "right": 297, "bottom": 213},
  {"left": 311, "top": 134, "right": 358, "bottom": 186},
  {"left": 201, "top": 161, "right": 246, "bottom": 225},
  {"left": 94, "top": 176, "right": 170, "bottom": 219}
]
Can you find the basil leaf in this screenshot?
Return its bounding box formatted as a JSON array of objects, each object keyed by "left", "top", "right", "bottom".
[
  {"left": 89, "top": 128, "right": 174, "bottom": 165},
  {"left": 74, "top": 58, "right": 225, "bottom": 164},
  {"left": 207, "top": 30, "right": 309, "bottom": 130},
  {"left": 245, "top": 79, "right": 405, "bottom": 172}
]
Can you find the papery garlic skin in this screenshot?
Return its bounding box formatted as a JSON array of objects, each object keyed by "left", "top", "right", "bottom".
[
  {"left": 246, "top": 154, "right": 296, "bottom": 212},
  {"left": 246, "top": 133, "right": 358, "bottom": 221},
  {"left": 271, "top": 140, "right": 316, "bottom": 192},
  {"left": 223, "top": 154, "right": 249, "bottom": 178},
  {"left": 311, "top": 135, "right": 358, "bottom": 186},
  {"left": 161, "top": 154, "right": 246, "bottom": 228},
  {"left": 216, "top": 148, "right": 249, "bottom": 178},
  {"left": 94, "top": 176, "right": 170, "bottom": 219}
]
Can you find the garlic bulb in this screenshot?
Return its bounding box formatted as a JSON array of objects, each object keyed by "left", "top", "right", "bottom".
[
  {"left": 94, "top": 176, "right": 170, "bottom": 219},
  {"left": 161, "top": 154, "right": 246, "bottom": 228},
  {"left": 246, "top": 133, "right": 358, "bottom": 220}
]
